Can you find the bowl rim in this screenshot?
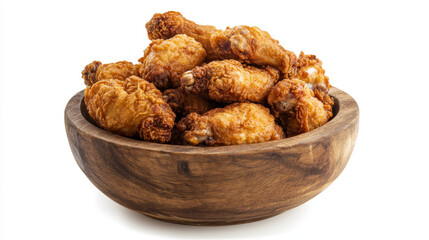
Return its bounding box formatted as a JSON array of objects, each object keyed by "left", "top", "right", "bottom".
[{"left": 65, "top": 87, "right": 359, "bottom": 155}]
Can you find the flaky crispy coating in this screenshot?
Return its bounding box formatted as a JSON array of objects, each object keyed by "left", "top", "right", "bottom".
[
  {"left": 145, "top": 11, "right": 220, "bottom": 61},
  {"left": 176, "top": 103, "right": 285, "bottom": 146},
  {"left": 181, "top": 59, "right": 280, "bottom": 104},
  {"left": 210, "top": 26, "right": 298, "bottom": 76},
  {"left": 268, "top": 79, "right": 332, "bottom": 137},
  {"left": 138, "top": 34, "right": 206, "bottom": 90},
  {"left": 295, "top": 52, "right": 334, "bottom": 107},
  {"left": 84, "top": 76, "right": 175, "bottom": 143},
  {"left": 163, "top": 87, "right": 218, "bottom": 118},
  {"left": 81, "top": 61, "right": 140, "bottom": 87}
]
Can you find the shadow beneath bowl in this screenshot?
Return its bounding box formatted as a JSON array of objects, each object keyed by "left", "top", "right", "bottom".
[{"left": 96, "top": 192, "right": 309, "bottom": 238}]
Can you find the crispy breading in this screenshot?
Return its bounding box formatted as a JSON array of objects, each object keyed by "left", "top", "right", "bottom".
[
  {"left": 81, "top": 61, "right": 140, "bottom": 87},
  {"left": 267, "top": 78, "right": 332, "bottom": 137},
  {"left": 295, "top": 52, "right": 334, "bottom": 107},
  {"left": 176, "top": 103, "right": 285, "bottom": 146},
  {"left": 80, "top": 11, "right": 336, "bottom": 144},
  {"left": 138, "top": 34, "right": 206, "bottom": 90},
  {"left": 146, "top": 12, "right": 298, "bottom": 74},
  {"left": 84, "top": 76, "right": 175, "bottom": 143},
  {"left": 181, "top": 59, "right": 280, "bottom": 103},
  {"left": 210, "top": 26, "right": 298, "bottom": 76},
  {"left": 163, "top": 87, "right": 218, "bottom": 117},
  {"left": 145, "top": 11, "right": 220, "bottom": 61}
]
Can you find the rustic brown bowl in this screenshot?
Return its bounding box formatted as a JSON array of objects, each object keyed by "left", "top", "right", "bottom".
[{"left": 64, "top": 87, "right": 358, "bottom": 226}]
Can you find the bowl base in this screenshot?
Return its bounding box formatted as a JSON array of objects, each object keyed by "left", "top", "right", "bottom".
[{"left": 141, "top": 212, "right": 282, "bottom": 226}]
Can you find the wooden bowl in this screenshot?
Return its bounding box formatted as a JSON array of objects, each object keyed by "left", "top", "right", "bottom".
[{"left": 64, "top": 87, "right": 359, "bottom": 226}]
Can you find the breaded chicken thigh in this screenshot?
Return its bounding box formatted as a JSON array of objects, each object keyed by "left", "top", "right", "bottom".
[
  {"left": 181, "top": 59, "right": 280, "bottom": 103},
  {"left": 163, "top": 87, "right": 218, "bottom": 117},
  {"left": 176, "top": 103, "right": 285, "bottom": 146},
  {"left": 267, "top": 78, "right": 332, "bottom": 137},
  {"left": 138, "top": 34, "right": 206, "bottom": 90},
  {"left": 145, "top": 11, "right": 220, "bottom": 61},
  {"left": 81, "top": 61, "right": 140, "bottom": 87},
  {"left": 85, "top": 76, "right": 175, "bottom": 143},
  {"left": 295, "top": 52, "right": 333, "bottom": 107},
  {"left": 210, "top": 26, "right": 298, "bottom": 77}
]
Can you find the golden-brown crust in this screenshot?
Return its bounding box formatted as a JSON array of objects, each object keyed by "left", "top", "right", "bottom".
[
  {"left": 138, "top": 34, "right": 207, "bottom": 90},
  {"left": 181, "top": 59, "right": 280, "bottom": 103},
  {"left": 80, "top": 12, "right": 335, "bottom": 145},
  {"left": 145, "top": 11, "right": 220, "bottom": 61},
  {"left": 294, "top": 52, "right": 333, "bottom": 107},
  {"left": 296, "top": 52, "right": 330, "bottom": 87},
  {"left": 210, "top": 26, "right": 298, "bottom": 76},
  {"left": 81, "top": 61, "right": 139, "bottom": 87},
  {"left": 162, "top": 87, "right": 218, "bottom": 117},
  {"left": 176, "top": 102, "right": 285, "bottom": 146},
  {"left": 82, "top": 61, "right": 102, "bottom": 86},
  {"left": 84, "top": 76, "right": 175, "bottom": 143},
  {"left": 313, "top": 85, "right": 334, "bottom": 107},
  {"left": 267, "top": 78, "right": 332, "bottom": 137}
]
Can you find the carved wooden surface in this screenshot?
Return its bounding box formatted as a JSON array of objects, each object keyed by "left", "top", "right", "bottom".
[{"left": 64, "top": 87, "right": 359, "bottom": 225}]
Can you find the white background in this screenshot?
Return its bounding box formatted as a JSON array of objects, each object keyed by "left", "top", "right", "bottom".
[{"left": 1, "top": 0, "right": 429, "bottom": 239}]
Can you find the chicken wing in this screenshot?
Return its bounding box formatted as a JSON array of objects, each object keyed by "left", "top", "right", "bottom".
[
  {"left": 162, "top": 87, "right": 219, "bottom": 117},
  {"left": 210, "top": 26, "right": 298, "bottom": 77},
  {"left": 295, "top": 52, "right": 333, "bottom": 107},
  {"left": 138, "top": 34, "right": 206, "bottom": 90},
  {"left": 145, "top": 11, "right": 220, "bottom": 61},
  {"left": 176, "top": 102, "right": 285, "bottom": 146},
  {"left": 84, "top": 76, "right": 175, "bottom": 143},
  {"left": 81, "top": 61, "right": 140, "bottom": 87},
  {"left": 267, "top": 78, "right": 332, "bottom": 137},
  {"left": 181, "top": 59, "right": 280, "bottom": 104}
]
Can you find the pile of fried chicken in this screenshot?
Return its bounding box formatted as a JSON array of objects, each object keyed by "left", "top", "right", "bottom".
[{"left": 82, "top": 11, "right": 334, "bottom": 146}]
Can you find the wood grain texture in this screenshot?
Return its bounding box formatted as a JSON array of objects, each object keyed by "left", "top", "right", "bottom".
[{"left": 64, "top": 87, "right": 359, "bottom": 225}]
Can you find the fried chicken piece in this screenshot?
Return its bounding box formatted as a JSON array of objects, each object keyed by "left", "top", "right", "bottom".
[
  {"left": 210, "top": 26, "right": 298, "bottom": 76},
  {"left": 145, "top": 11, "right": 220, "bottom": 61},
  {"left": 81, "top": 61, "right": 140, "bottom": 87},
  {"left": 176, "top": 103, "right": 285, "bottom": 146},
  {"left": 138, "top": 34, "right": 206, "bottom": 90},
  {"left": 163, "top": 87, "right": 218, "bottom": 117},
  {"left": 295, "top": 52, "right": 334, "bottom": 107},
  {"left": 84, "top": 76, "right": 175, "bottom": 143},
  {"left": 267, "top": 78, "right": 332, "bottom": 137},
  {"left": 146, "top": 12, "right": 297, "bottom": 74},
  {"left": 181, "top": 60, "right": 280, "bottom": 104}
]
